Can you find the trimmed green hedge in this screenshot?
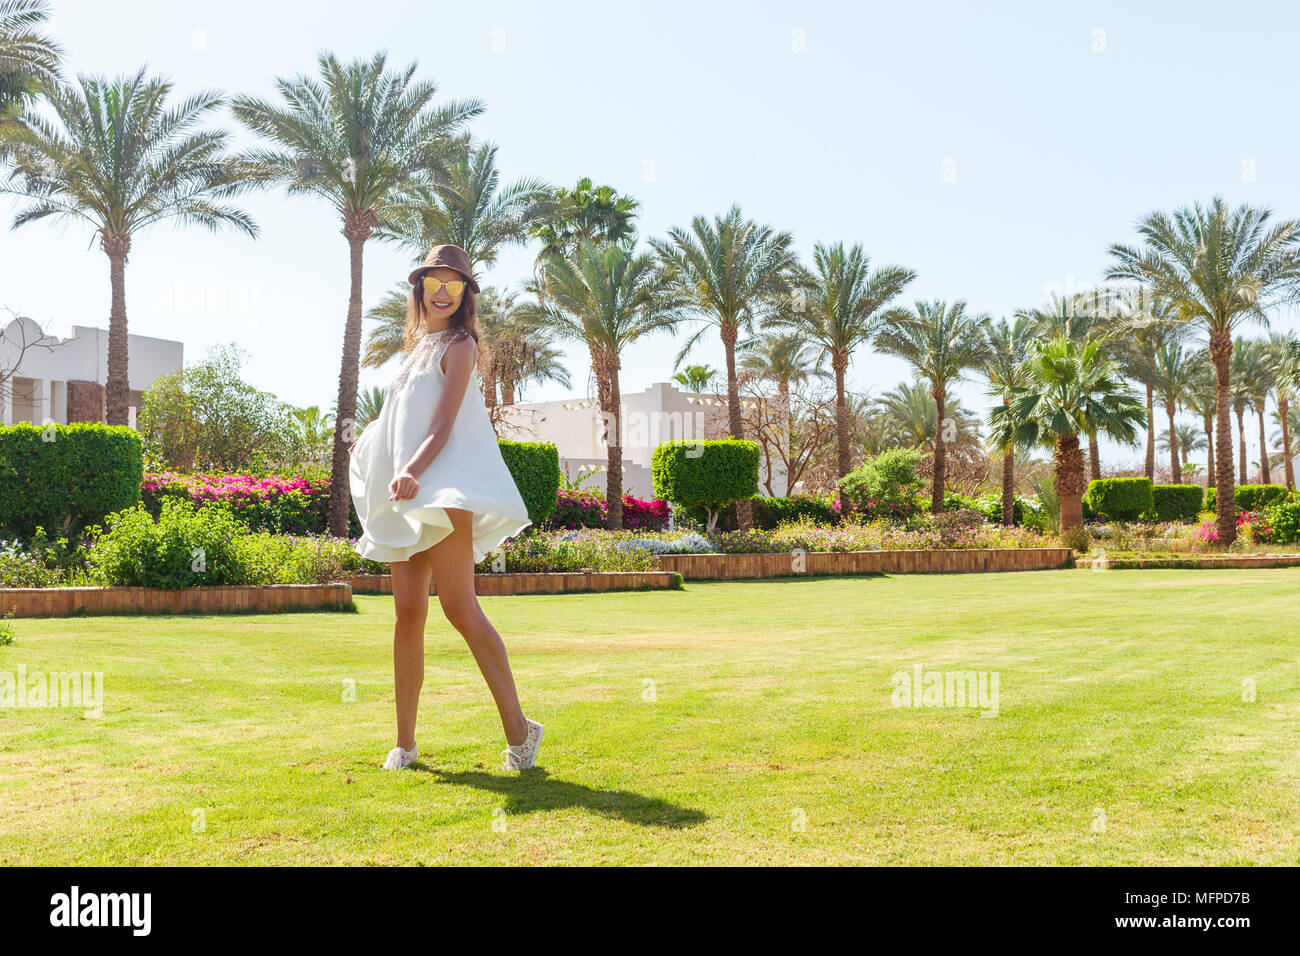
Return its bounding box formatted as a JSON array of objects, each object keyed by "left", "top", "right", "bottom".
[
  {"left": 1206, "top": 484, "right": 1291, "bottom": 513},
  {"left": 498, "top": 440, "right": 560, "bottom": 527},
  {"left": 1085, "top": 477, "right": 1153, "bottom": 521},
  {"left": 1265, "top": 501, "right": 1300, "bottom": 543},
  {"left": 1235, "top": 484, "right": 1289, "bottom": 512},
  {"left": 1150, "top": 484, "right": 1204, "bottom": 523},
  {"left": 0, "top": 423, "right": 143, "bottom": 539},
  {"left": 652, "top": 439, "right": 760, "bottom": 529},
  {"left": 682, "top": 493, "right": 840, "bottom": 531}
]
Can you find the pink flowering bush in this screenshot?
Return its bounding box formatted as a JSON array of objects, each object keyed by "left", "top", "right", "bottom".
[{"left": 141, "top": 472, "right": 351, "bottom": 536}]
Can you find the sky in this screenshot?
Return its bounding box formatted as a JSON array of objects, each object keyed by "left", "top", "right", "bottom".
[{"left": 4, "top": 0, "right": 1300, "bottom": 470}]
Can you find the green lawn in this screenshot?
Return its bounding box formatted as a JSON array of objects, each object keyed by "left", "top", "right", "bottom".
[{"left": 2, "top": 568, "right": 1298, "bottom": 865}]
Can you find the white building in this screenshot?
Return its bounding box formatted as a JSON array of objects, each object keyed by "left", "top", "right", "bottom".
[
  {"left": 495, "top": 380, "right": 789, "bottom": 500},
  {"left": 0, "top": 315, "right": 183, "bottom": 428}
]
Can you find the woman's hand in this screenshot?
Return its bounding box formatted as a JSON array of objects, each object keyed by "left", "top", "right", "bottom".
[{"left": 389, "top": 470, "right": 419, "bottom": 501}]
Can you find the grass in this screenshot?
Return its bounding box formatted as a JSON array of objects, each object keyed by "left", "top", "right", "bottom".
[{"left": 1, "top": 567, "right": 1298, "bottom": 865}]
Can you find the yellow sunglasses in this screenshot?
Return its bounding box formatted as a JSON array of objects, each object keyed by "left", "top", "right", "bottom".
[{"left": 420, "top": 276, "right": 466, "bottom": 297}]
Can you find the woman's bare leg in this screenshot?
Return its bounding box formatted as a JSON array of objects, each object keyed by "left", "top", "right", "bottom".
[
  {"left": 429, "top": 508, "right": 528, "bottom": 746},
  {"left": 389, "top": 548, "right": 434, "bottom": 751}
]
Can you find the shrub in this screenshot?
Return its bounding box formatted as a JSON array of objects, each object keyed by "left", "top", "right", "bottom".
[
  {"left": 1150, "top": 484, "right": 1204, "bottom": 523},
  {"left": 543, "top": 488, "right": 606, "bottom": 529},
  {"left": 681, "top": 493, "right": 840, "bottom": 532},
  {"left": 1059, "top": 525, "right": 1091, "bottom": 553},
  {"left": 929, "top": 507, "right": 987, "bottom": 546},
  {"left": 497, "top": 441, "right": 561, "bottom": 527},
  {"left": 0, "top": 423, "right": 143, "bottom": 539},
  {"left": 1264, "top": 501, "right": 1300, "bottom": 544},
  {"left": 838, "top": 446, "right": 924, "bottom": 520},
  {"left": 1235, "top": 484, "right": 1289, "bottom": 512},
  {"left": 88, "top": 499, "right": 251, "bottom": 589},
  {"left": 621, "top": 495, "right": 671, "bottom": 531},
  {"left": 1084, "top": 477, "right": 1153, "bottom": 521},
  {"left": 652, "top": 439, "right": 760, "bottom": 532},
  {"left": 233, "top": 533, "right": 362, "bottom": 584}
]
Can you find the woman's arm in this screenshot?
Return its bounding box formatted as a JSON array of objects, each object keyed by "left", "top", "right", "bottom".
[{"left": 388, "top": 337, "right": 476, "bottom": 501}]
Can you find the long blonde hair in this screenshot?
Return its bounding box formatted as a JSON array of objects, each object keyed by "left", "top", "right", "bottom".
[{"left": 404, "top": 273, "right": 481, "bottom": 352}]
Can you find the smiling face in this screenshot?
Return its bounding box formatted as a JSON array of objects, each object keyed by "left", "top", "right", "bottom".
[{"left": 419, "top": 266, "right": 467, "bottom": 326}]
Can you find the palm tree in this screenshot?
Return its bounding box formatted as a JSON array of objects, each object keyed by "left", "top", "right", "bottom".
[
  {"left": 1148, "top": 341, "right": 1199, "bottom": 483},
  {"left": 0, "top": 0, "right": 60, "bottom": 129},
  {"left": 1017, "top": 291, "right": 1111, "bottom": 480},
  {"left": 672, "top": 365, "right": 719, "bottom": 393},
  {"left": 1106, "top": 288, "right": 1184, "bottom": 481},
  {"left": 233, "top": 52, "right": 484, "bottom": 536},
  {"left": 1242, "top": 339, "right": 1275, "bottom": 484},
  {"left": 1183, "top": 357, "right": 1218, "bottom": 487},
  {"left": 360, "top": 284, "right": 411, "bottom": 370},
  {"left": 1267, "top": 332, "right": 1296, "bottom": 489},
  {"left": 737, "top": 331, "right": 826, "bottom": 493},
  {"left": 530, "top": 239, "right": 685, "bottom": 529},
  {"left": 1229, "top": 339, "right": 1270, "bottom": 484},
  {"left": 989, "top": 337, "right": 1145, "bottom": 532},
  {"left": 1159, "top": 423, "right": 1205, "bottom": 469},
  {"left": 983, "top": 315, "right": 1035, "bottom": 525},
  {"left": 771, "top": 241, "right": 915, "bottom": 483},
  {"left": 1107, "top": 197, "right": 1300, "bottom": 543},
  {"left": 652, "top": 205, "right": 802, "bottom": 529},
  {"left": 480, "top": 288, "right": 571, "bottom": 407},
  {"left": 530, "top": 177, "right": 640, "bottom": 262},
  {"left": 378, "top": 137, "right": 551, "bottom": 273},
  {"left": 355, "top": 385, "right": 386, "bottom": 430},
  {"left": 2, "top": 68, "right": 259, "bottom": 425},
  {"left": 876, "top": 380, "right": 980, "bottom": 449},
  {"left": 876, "top": 300, "right": 991, "bottom": 510}
]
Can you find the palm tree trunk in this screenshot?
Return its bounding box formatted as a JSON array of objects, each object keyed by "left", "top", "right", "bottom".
[
  {"left": 102, "top": 233, "right": 132, "bottom": 426},
  {"left": 931, "top": 384, "right": 946, "bottom": 512},
  {"left": 1056, "top": 432, "right": 1085, "bottom": 531},
  {"left": 597, "top": 353, "right": 624, "bottom": 530},
  {"left": 327, "top": 229, "right": 367, "bottom": 537},
  {"left": 1144, "top": 383, "right": 1155, "bottom": 480},
  {"left": 721, "top": 320, "right": 752, "bottom": 530},
  {"left": 1235, "top": 408, "right": 1248, "bottom": 484},
  {"left": 1001, "top": 396, "right": 1015, "bottom": 527},
  {"left": 1280, "top": 394, "right": 1294, "bottom": 490},
  {"left": 1203, "top": 417, "right": 1215, "bottom": 488},
  {"left": 1209, "top": 332, "right": 1237, "bottom": 545},
  {"left": 1166, "top": 402, "right": 1181, "bottom": 484},
  {"left": 831, "top": 352, "right": 851, "bottom": 480},
  {"left": 1088, "top": 428, "right": 1101, "bottom": 482},
  {"left": 1256, "top": 406, "right": 1271, "bottom": 484}
]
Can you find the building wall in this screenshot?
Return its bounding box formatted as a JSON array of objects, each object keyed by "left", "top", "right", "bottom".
[
  {"left": 0, "top": 316, "right": 183, "bottom": 427},
  {"left": 496, "top": 380, "right": 789, "bottom": 500}
]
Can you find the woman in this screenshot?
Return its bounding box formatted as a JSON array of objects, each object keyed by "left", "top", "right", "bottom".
[{"left": 348, "top": 243, "right": 542, "bottom": 772}]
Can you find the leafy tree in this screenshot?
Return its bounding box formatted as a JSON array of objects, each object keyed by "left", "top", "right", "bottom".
[{"left": 1, "top": 68, "right": 259, "bottom": 424}]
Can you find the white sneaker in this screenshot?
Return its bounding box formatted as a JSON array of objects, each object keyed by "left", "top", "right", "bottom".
[
  {"left": 382, "top": 743, "right": 418, "bottom": 770},
  {"left": 501, "top": 719, "right": 544, "bottom": 771}
]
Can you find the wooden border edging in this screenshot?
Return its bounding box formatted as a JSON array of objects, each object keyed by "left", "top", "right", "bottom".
[
  {"left": 1078, "top": 554, "right": 1300, "bottom": 569},
  {"left": 0, "top": 583, "right": 355, "bottom": 618},
  {"left": 656, "top": 548, "right": 1074, "bottom": 580},
  {"left": 348, "top": 571, "right": 683, "bottom": 596}
]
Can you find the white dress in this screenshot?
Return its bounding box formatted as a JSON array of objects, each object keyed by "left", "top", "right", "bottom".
[{"left": 348, "top": 326, "right": 533, "bottom": 564}]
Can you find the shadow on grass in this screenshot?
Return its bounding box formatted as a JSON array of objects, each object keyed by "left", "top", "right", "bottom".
[{"left": 418, "top": 767, "right": 707, "bottom": 829}]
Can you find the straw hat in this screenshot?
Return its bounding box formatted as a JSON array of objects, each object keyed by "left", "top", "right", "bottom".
[{"left": 408, "top": 244, "right": 480, "bottom": 293}]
